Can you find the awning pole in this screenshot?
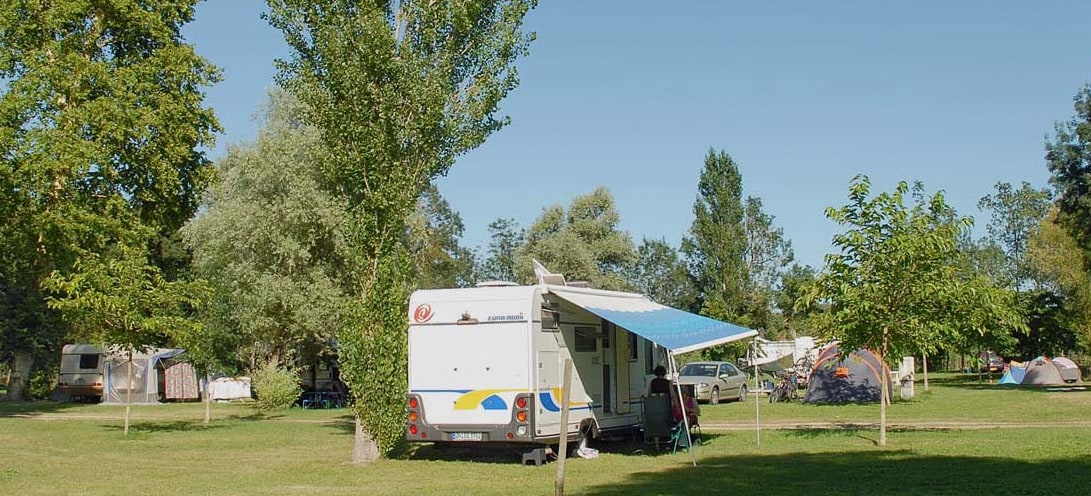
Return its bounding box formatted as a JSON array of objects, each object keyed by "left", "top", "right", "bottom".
[
  {"left": 669, "top": 353, "right": 697, "bottom": 467},
  {"left": 752, "top": 340, "right": 760, "bottom": 447}
]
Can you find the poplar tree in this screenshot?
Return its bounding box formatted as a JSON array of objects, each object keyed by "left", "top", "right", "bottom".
[{"left": 266, "top": 0, "right": 535, "bottom": 460}]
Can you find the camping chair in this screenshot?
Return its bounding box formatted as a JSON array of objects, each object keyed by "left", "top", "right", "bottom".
[{"left": 642, "top": 393, "right": 673, "bottom": 450}]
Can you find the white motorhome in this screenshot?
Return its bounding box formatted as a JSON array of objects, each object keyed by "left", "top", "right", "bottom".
[{"left": 405, "top": 273, "right": 756, "bottom": 455}]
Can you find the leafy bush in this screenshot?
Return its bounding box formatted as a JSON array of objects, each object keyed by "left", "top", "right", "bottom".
[
  {"left": 252, "top": 360, "right": 301, "bottom": 411},
  {"left": 29, "top": 366, "right": 59, "bottom": 400}
]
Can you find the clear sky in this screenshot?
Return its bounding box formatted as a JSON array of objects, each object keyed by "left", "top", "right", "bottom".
[{"left": 183, "top": 1, "right": 1091, "bottom": 271}]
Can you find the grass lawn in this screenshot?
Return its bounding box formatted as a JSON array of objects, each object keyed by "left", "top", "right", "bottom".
[{"left": 3, "top": 374, "right": 1089, "bottom": 495}]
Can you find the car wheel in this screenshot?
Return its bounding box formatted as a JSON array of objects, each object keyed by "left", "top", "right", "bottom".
[
  {"left": 738, "top": 384, "right": 748, "bottom": 402},
  {"left": 710, "top": 387, "right": 720, "bottom": 405}
]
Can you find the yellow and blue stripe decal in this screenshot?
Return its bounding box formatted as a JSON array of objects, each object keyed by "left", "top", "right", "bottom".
[
  {"left": 412, "top": 388, "right": 590, "bottom": 412},
  {"left": 538, "top": 388, "right": 591, "bottom": 412}
]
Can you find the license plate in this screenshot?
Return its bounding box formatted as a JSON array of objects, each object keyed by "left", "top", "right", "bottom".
[{"left": 449, "top": 432, "right": 484, "bottom": 441}]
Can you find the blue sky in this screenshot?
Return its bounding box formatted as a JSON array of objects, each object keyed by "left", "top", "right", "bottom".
[{"left": 184, "top": 1, "right": 1090, "bottom": 271}]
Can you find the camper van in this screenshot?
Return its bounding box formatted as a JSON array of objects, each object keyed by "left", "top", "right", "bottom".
[
  {"left": 405, "top": 277, "right": 756, "bottom": 455},
  {"left": 59, "top": 344, "right": 105, "bottom": 401},
  {"left": 406, "top": 284, "right": 662, "bottom": 451}
]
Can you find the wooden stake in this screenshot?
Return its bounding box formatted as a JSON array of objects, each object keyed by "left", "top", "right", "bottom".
[{"left": 555, "top": 359, "right": 573, "bottom": 496}]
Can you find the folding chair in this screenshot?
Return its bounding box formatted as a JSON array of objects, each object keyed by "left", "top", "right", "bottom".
[{"left": 642, "top": 394, "right": 672, "bottom": 451}]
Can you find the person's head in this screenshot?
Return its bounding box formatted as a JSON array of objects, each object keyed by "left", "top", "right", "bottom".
[{"left": 654, "top": 365, "right": 666, "bottom": 378}]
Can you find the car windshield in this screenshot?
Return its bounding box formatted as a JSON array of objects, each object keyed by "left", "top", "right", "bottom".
[{"left": 679, "top": 364, "right": 718, "bottom": 377}]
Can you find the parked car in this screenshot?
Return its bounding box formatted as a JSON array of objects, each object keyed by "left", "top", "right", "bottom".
[
  {"left": 979, "top": 351, "right": 1004, "bottom": 373},
  {"left": 676, "top": 361, "right": 748, "bottom": 404}
]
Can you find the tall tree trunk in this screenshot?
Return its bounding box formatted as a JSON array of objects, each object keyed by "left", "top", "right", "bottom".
[
  {"left": 124, "top": 350, "right": 133, "bottom": 435},
  {"left": 4, "top": 352, "right": 34, "bottom": 401},
  {"left": 352, "top": 414, "right": 379, "bottom": 464}
]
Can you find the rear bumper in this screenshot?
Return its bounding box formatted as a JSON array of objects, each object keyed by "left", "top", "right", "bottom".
[{"left": 406, "top": 392, "right": 537, "bottom": 444}]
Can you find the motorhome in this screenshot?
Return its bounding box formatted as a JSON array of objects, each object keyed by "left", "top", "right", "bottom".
[{"left": 405, "top": 269, "right": 756, "bottom": 457}]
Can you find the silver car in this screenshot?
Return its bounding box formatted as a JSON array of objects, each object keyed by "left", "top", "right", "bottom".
[{"left": 677, "top": 361, "right": 749, "bottom": 404}]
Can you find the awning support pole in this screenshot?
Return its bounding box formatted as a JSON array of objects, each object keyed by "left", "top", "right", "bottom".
[{"left": 668, "top": 353, "right": 697, "bottom": 467}]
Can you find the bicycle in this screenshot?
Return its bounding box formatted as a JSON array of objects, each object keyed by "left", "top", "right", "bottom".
[{"left": 769, "top": 370, "right": 799, "bottom": 403}]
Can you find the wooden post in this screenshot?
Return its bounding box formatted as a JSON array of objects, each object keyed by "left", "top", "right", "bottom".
[
  {"left": 555, "top": 359, "right": 573, "bottom": 496},
  {"left": 125, "top": 350, "right": 133, "bottom": 436}
]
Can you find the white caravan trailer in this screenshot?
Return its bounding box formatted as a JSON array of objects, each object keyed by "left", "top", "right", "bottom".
[{"left": 405, "top": 275, "right": 756, "bottom": 456}]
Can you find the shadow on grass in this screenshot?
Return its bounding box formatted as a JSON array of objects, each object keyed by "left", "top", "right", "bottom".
[
  {"left": 402, "top": 431, "right": 726, "bottom": 464},
  {"left": 579, "top": 450, "right": 1091, "bottom": 495},
  {"left": 0, "top": 400, "right": 98, "bottom": 416},
  {"left": 100, "top": 420, "right": 231, "bottom": 433}
]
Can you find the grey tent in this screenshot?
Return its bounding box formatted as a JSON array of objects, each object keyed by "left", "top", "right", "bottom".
[
  {"left": 803, "top": 343, "right": 892, "bottom": 404},
  {"left": 1020, "top": 357, "right": 1065, "bottom": 386},
  {"left": 1052, "top": 357, "right": 1081, "bottom": 384}
]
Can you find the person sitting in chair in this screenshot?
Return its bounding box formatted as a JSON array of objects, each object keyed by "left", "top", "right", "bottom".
[
  {"left": 671, "top": 384, "right": 700, "bottom": 427},
  {"left": 649, "top": 365, "right": 671, "bottom": 395}
]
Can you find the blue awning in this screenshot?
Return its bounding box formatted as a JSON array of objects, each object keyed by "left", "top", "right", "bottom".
[{"left": 548, "top": 286, "right": 757, "bottom": 354}]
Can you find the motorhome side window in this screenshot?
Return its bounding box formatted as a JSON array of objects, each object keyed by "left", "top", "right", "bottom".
[
  {"left": 541, "top": 308, "right": 559, "bottom": 331},
  {"left": 574, "top": 326, "right": 597, "bottom": 352},
  {"left": 79, "top": 354, "right": 99, "bottom": 370},
  {"left": 628, "top": 332, "right": 638, "bottom": 361}
]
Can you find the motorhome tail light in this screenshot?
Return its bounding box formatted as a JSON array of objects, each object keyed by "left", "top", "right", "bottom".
[
  {"left": 515, "top": 397, "right": 527, "bottom": 409},
  {"left": 506, "top": 432, "right": 514, "bottom": 440},
  {"left": 409, "top": 411, "right": 419, "bottom": 422},
  {"left": 409, "top": 424, "right": 419, "bottom": 435},
  {"left": 516, "top": 411, "right": 527, "bottom": 422},
  {"left": 408, "top": 397, "right": 419, "bottom": 409}
]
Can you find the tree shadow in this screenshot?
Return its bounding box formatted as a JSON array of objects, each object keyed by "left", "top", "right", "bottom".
[
  {"left": 100, "top": 420, "right": 231, "bottom": 434},
  {"left": 578, "top": 451, "right": 1091, "bottom": 495},
  {"left": 0, "top": 400, "right": 98, "bottom": 416}
]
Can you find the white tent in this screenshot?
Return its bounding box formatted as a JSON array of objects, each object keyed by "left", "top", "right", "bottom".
[{"left": 102, "top": 348, "right": 187, "bottom": 404}]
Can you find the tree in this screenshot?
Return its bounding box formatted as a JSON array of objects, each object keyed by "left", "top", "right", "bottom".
[
  {"left": 1047, "top": 84, "right": 1091, "bottom": 250},
  {"left": 514, "top": 187, "right": 636, "bottom": 289},
  {"left": 182, "top": 89, "right": 348, "bottom": 368},
  {"left": 630, "top": 238, "right": 697, "bottom": 310},
  {"left": 406, "top": 185, "right": 475, "bottom": 289},
  {"left": 0, "top": 1, "right": 220, "bottom": 399},
  {"left": 266, "top": 0, "right": 535, "bottom": 461},
  {"left": 976, "top": 181, "right": 1052, "bottom": 289},
  {"left": 1026, "top": 210, "right": 1091, "bottom": 353},
  {"left": 776, "top": 263, "right": 817, "bottom": 325},
  {"left": 477, "top": 218, "right": 524, "bottom": 282},
  {"left": 682, "top": 148, "right": 749, "bottom": 321},
  {"left": 741, "top": 196, "right": 794, "bottom": 333},
  {"left": 807, "top": 176, "right": 1024, "bottom": 446},
  {"left": 45, "top": 240, "right": 209, "bottom": 435}
]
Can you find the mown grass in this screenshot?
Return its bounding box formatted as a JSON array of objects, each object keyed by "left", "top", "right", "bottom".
[{"left": 2, "top": 374, "right": 1089, "bottom": 496}]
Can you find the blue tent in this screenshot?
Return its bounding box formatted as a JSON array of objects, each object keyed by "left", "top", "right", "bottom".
[{"left": 998, "top": 362, "right": 1027, "bottom": 385}]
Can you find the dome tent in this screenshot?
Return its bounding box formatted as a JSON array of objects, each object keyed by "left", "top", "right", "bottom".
[{"left": 803, "top": 343, "right": 892, "bottom": 404}]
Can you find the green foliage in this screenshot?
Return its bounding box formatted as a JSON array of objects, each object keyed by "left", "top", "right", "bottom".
[
  {"left": 682, "top": 149, "right": 748, "bottom": 320},
  {"left": 1026, "top": 209, "right": 1091, "bottom": 352},
  {"left": 629, "top": 238, "right": 696, "bottom": 309},
  {"left": 27, "top": 365, "right": 57, "bottom": 400},
  {"left": 0, "top": 0, "right": 219, "bottom": 396},
  {"left": 741, "top": 196, "right": 794, "bottom": 332},
  {"left": 477, "top": 218, "right": 524, "bottom": 282},
  {"left": 267, "top": 0, "right": 535, "bottom": 458},
  {"left": 777, "top": 263, "right": 817, "bottom": 324},
  {"left": 1047, "top": 83, "right": 1091, "bottom": 251},
  {"left": 182, "top": 89, "right": 347, "bottom": 365},
  {"left": 406, "top": 185, "right": 475, "bottom": 289},
  {"left": 44, "top": 241, "right": 210, "bottom": 354},
  {"left": 515, "top": 187, "right": 636, "bottom": 289},
  {"left": 809, "top": 175, "right": 1026, "bottom": 359},
  {"left": 252, "top": 359, "right": 302, "bottom": 411},
  {"left": 977, "top": 181, "right": 1052, "bottom": 289}
]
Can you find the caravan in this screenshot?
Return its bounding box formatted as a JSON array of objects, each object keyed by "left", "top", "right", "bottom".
[{"left": 405, "top": 268, "right": 756, "bottom": 456}]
